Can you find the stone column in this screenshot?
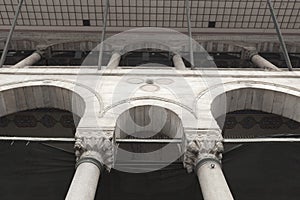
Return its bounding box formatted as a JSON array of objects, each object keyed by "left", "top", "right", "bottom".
[
  {"left": 173, "top": 53, "right": 186, "bottom": 70},
  {"left": 66, "top": 130, "right": 114, "bottom": 200},
  {"left": 107, "top": 52, "right": 121, "bottom": 69},
  {"left": 12, "top": 45, "right": 50, "bottom": 68},
  {"left": 184, "top": 131, "right": 234, "bottom": 200},
  {"left": 12, "top": 52, "right": 41, "bottom": 68},
  {"left": 241, "top": 47, "right": 280, "bottom": 71}
]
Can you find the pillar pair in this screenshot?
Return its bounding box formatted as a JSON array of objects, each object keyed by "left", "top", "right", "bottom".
[
  {"left": 66, "top": 130, "right": 233, "bottom": 200},
  {"left": 106, "top": 52, "right": 187, "bottom": 70}
]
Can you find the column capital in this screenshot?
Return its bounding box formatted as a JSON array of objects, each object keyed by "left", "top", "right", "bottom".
[
  {"left": 240, "top": 46, "right": 258, "bottom": 60},
  {"left": 184, "top": 130, "right": 224, "bottom": 173},
  {"left": 74, "top": 129, "right": 115, "bottom": 172},
  {"left": 36, "top": 45, "right": 51, "bottom": 58}
]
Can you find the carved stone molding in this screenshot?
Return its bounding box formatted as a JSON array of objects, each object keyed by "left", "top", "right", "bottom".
[
  {"left": 74, "top": 129, "right": 115, "bottom": 171},
  {"left": 240, "top": 46, "right": 258, "bottom": 60},
  {"left": 36, "top": 45, "right": 52, "bottom": 58},
  {"left": 184, "top": 130, "right": 224, "bottom": 173}
]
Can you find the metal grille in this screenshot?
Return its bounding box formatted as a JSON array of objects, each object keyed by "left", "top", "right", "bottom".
[{"left": 0, "top": 0, "right": 299, "bottom": 29}]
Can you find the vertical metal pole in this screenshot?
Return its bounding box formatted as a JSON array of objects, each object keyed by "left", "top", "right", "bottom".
[
  {"left": 267, "top": 0, "right": 293, "bottom": 71},
  {"left": 0, "top": 0, "right": 24, "bottom": 68},
  {"left": 98, "top": 0, "right": 110, "bottom": 70},
  {"left": 185, "top": 0, "right": 194, "bottom": 68}
]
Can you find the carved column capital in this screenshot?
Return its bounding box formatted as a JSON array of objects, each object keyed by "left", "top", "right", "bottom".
[
  {"left": 184, "top": 130, "right": 224, "bottom": 173},
  {"left": 35, "top": 45, "right": 51, "bottom": 58},
  {"left": 241, "top": 46, "right": 258, "bottom": 60},
  {"left": 74, "top": 130, "right": 115, "bottom": 172}
]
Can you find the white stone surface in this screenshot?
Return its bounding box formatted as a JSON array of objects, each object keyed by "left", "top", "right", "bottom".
[
  {"left": 197, "top": 162, "right": 234, "bottom": 200},
  {"left": 0, "top": 68, "right": 299, "bottom": 131},
  {"left": 65, "top": 163, "right": 100, "bottom": 200}
]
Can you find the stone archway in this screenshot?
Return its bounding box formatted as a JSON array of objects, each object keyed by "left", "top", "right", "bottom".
[
  {"left": 0, "top": 80, "right": 94, "bottom": 199},
  {"left": 114, "top": 105, "right": 185, "bottom": 172},
  {"left": 0, "top": 79, "right": 105, "bottom": 129},
  {"left": 211, "top": 83, "right": 300, "bottom": 128},
  {"left": 115, "top": 105, "right": 184, "bottom": 140},
  {"left": 100, "top": 98, "right": 197, "bottom": 130},
  {"left": 192, "top": 81, "right": 300, "bottom": 200},
  {"left": 196, "top": 81, "right": 300, "bottom": 131},
  {"left": 200, "top": 82, "right": 300, "bottom": 200},
  {"left": 0, "top": 85, "right": 85, "bottom": 118}
]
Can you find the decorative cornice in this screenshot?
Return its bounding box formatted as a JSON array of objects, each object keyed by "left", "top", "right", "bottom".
[
  {"left": 74, "top": 130, "right": 115, "bottom": 171},
  {"left": 184, "top": 130, "right": 224, "bottom": 173}
]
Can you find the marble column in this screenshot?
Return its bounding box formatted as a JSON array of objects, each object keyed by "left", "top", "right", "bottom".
[
  {"left": 107, "top": 52, "right": 121, "bottom": 69},
  {"left": 12, "top": 45, "right": 49, "bottom": 68},
  {"left": 66, "top": 130, "right": 114, "bottom": 200},
  {"left": 250, "top": 54, "right": 280, "bottom": 71},
  {"left": 12, "top": 52, "right": 41, "bottom": 68},
  {"left": 241, "top": 47, "right": 280, "bottom": 71},
  {"left": 184, "top": 131, "right": 234, "bottom": 200},
  {"left": 173, "top": 53, "right": 186, "bottom": 70}
]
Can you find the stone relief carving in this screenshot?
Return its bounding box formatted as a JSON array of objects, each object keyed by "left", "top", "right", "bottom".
[
  {"left": 184, "top": 130, "right": 224, "bottom": 173},
  {"left": 240, "top": 46, "right": 258, "bottom": 60},
  {"left": 75, "top": 130, "right": 115, "bottom": 171}
]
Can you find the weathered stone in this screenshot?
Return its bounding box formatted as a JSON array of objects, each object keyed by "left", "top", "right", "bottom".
[
  {"left": 75, "top": 129, "right": 115, "bottom": 171},
  {"left": 184, "top": 130, "right": 223, "bottom": 173}
]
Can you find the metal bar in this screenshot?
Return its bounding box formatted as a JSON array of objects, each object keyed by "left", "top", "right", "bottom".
[
  {"left": 0, "top": 136, "right": 75, "bottom": 142},
  {"left": 185, "top": 0, "right": 194, "bottom": 68},
  {"left": 0, "top": 0, "right": 24, "bottom": 68},
  {"left": 224, "top": 138, "right": 300, "bottom": 143},
  {"left": 98, "top": 0, "right": 110, "bottom": 70},
  {"left": 267, "top": 0, "right": 293, "bottom": 71},
  {"left": 116, "top": 138, "right": 182, "bottom": 143},
  {"left": 0, "top": 136, "right": 183, "bottom": 143},
  {"left": 2, "top": 136, "right": 300, "bottom": 144}
]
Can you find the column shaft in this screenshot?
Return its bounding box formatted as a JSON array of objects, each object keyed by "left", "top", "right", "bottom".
[
  {"left": 173, "top": 54, "right": 186, "bottom": 70},
  {"left": 12, "top": 52, "right": 41, "bottom": 68},
  {"left": 65, "top": 130, "right": 114, "bottom": 200},
  {"left": 184, "top": 131, "right": 234, "bottom": 200},
  {"left": 251, "top": 54, "right": 280, "bottom": 71},
  {"left": 197, "top": 161, "right": 234, "bottom": 200},
  {"left": 65, "top": 163, "right": 100, "bottom": 200},
  {"left": 107, "top": 52, "right": 121, "bottom": 69}
]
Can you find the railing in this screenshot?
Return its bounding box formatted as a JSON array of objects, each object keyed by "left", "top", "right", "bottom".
[{"left": 1, "top": 136, "right": 300, "bottom": 144}]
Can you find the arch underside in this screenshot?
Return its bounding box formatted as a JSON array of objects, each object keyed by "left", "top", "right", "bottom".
[
  {"left": 114, "top": 105, "right": 184, "bottom": 168},
  {"left": 211, "top": 86, "right": 300, "bottom": 131},
  {"left": 0, "top": 85, "right": 86, "bottom": 119}
]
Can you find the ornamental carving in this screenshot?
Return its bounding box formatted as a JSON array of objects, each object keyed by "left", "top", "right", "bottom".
[
  {"left": 184, "top": 131, "right": 224, "bottom": 173},
  {"left": 240, "top": 116, "right": 257, "bottom": 129},
  {"left": 241, "top": 47, "right": 258, "bottom": 60},
  {"left": 75, "top": 130, "right": 115, "bottom": 171},
  {"left": 224, "top": 116, "right": 238, "bottom": 129},
  {"left": 259, "top": 116, "right": 283, "bottom": 129}
]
